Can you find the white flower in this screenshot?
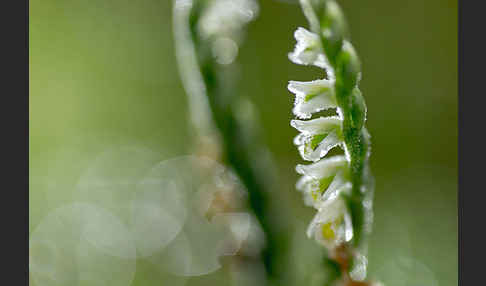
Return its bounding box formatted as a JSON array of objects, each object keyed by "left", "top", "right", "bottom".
[
  {"left": 296, "top": 175, "right": 322, "bottom": 207},
  {"left": 296, "top": 169, "right": 351, "bottom": 209},
  {"left": 288, "top": 79, "right": 337, "bottom": 119},
  {"left": 295, "top": 155, "right": 351, "bottom": 210},
  {"left": 293, "top": 131, "right": 341, "bottom": 162},
  {"left": 288, "top": 27, "right": 329, "bottom": 69},
  {"left": 291, "top": 116, "right": 342, "bottom": 162},
  {"left": 318, "top": 170, "right": 351, "bottom": 204},
  {"left": 306, "top": 196, "right": 353, "bottom": 250}
]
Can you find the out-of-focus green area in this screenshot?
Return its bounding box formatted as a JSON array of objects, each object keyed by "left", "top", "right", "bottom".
[{"left": 30, "top": 0, "right": 457, "bottom": 285}]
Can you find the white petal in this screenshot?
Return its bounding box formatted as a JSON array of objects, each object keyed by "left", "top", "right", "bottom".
[
  {"left": 295, "top": 175, "right": 320, "bottom": 207},
  {"left": 295, "top": 130, "right": 343, "bottom": 162},
  {"left": 306, "top": 196, "right": 353, "bottom": 250},
  {"left": 288, "top": 80, "right": 337, "bottom": 119},
  {"left": 291, "top": 116, "right": 341, "bottom": 135},
  {"left": 290, "top": 28, "right": 319, "bottom": 57},
  {"left": 288, "top": 27, "right": 330, "bottom": 69},
  {"left": 309, "top": 196, "right": 344, "bottom": 227},
  {"left": 296, "top": 155, "right": 348, "bottom": 179},
  {"left": 319, "top": 171, "right": 352, "bottom": 203},
  {"left": 295, "top": 156, "right": 349, "bottom": 209},
  {"left": 296, "top": 168, "right": 351, "bottom": 210},
  {"left": 292, "top": 92, "right": 337, "bottom": 119},
  {"left": 288, "top": 79, "right": 333, "bottom": 95}
]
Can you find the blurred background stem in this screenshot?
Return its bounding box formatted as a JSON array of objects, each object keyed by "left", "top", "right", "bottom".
[{"left": 173, "top": 0, "right": 288, "bottom": 283}]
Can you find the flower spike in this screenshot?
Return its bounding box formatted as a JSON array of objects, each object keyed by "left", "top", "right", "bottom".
[{"left": 288, "top": 0, "right": 377, "bottom": 284}]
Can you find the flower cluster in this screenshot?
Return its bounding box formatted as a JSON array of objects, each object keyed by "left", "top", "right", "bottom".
[
  {"left": 288, "top": 2, "right": 378, "bottom": 285},
  {"left": 288, "top": 26, "right": 358, "bottom": 252}
]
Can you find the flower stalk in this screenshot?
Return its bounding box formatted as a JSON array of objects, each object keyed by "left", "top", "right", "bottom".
[
  {"left": 288, "top": 0, "right": 378, "bottom": 285},
  {"left": 173, "top": 0, "right": 287, "bottom": 282}
]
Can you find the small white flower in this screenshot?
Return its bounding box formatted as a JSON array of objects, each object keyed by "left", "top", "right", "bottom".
[
  {"left": 306, "top": 196, "right": 353, "bottom": 250},
  {"left": 318, "top": 170, "right": 351, "bottom": 204},
  {"left": 296, "top": 169, "right": 351, "bottom": 209},
  {"left": 288, "top": 79, "right": 337, "bottom": 119},
  {"left": 292, "top": 126, "right": 341, "bottom": 165},
  {"left": 296, "top": 175, "right": 320, "bottom": 207},
  {"left": 296, "top": 155, "right": 348, "bottom": 179},
  {"left": 291, "top": 116, "right": 343, "bottom": 161},
  {"left": 293, "top": 131, "right": 342, "bottom": 162},
  {"left": 288, "top": 27, "right": 329, "bottom": 69},
  {"left": 295, "top": 156, "right": 350, "bottom": 210}
]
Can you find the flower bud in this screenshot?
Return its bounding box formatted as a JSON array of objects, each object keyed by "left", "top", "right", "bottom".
[
  {"left": 336, "top": 41, "right": 361, "bottom": 93},
  {"left": 319, "top": 0, "right": 349, "bottom": 64},
  {"left": 289, "top": 27, "right": 329, "bottom": 69},
  {"left": 350, "top": 88, "right": 367, "bottom": 130}
]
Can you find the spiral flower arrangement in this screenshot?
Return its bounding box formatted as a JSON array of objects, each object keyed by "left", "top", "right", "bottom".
[{"left": 288, "top": 0, "right": 378, "bottom": 285}]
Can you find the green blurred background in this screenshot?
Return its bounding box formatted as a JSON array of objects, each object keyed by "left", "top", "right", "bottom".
[{"left": 30, "top": 0, "right": 457, "bottom": 285}]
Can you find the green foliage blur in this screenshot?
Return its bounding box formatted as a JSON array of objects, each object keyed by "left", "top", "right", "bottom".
[{"left": 30, "top": 0, "right": 457, "bottom": 285}]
